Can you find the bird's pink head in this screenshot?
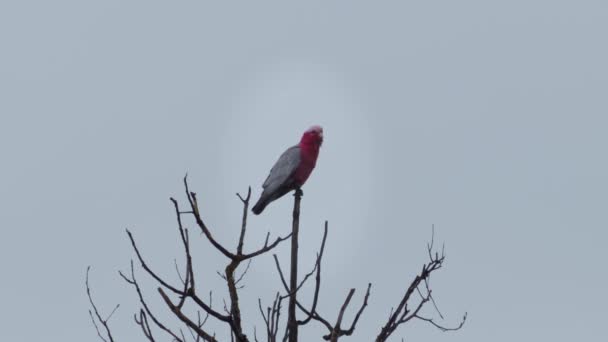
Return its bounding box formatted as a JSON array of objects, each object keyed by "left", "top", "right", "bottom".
[{"left": 300, "top": 125, "right": 323, "bottom": 147}]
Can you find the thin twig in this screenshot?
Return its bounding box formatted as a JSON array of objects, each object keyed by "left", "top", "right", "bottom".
[{"left": 86, "top": 266, "right": 117, "bottom": 342}]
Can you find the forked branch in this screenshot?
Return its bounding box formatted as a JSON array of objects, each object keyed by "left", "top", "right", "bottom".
[
  {"left": 86, "top": 266, "right": 119, "bottom": 342},
  {"left": 375, "top": 227, "right": 467, "bottom": 341}
]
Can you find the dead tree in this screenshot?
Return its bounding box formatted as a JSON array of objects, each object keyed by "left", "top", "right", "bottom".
[{"left": 87, "top": 176, "right": 466, "bottom": 341}]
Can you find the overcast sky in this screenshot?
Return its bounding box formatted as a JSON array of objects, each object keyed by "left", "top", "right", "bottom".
[{"left": 1, "top": 1, "right": 607, "bottom": 341}]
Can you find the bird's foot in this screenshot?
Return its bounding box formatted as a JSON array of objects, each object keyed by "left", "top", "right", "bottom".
[{"left": 294, "top": 188, "right": 303, "bottom": 197}]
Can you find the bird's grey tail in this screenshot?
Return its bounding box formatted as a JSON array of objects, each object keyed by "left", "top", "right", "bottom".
[{"left": 251, "top": 196, "right": 268, "bottom": 215}]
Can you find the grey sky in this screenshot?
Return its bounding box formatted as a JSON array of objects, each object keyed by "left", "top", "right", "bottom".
[{"left": 1, "top": 1, "right": 607, "bottom": 341}]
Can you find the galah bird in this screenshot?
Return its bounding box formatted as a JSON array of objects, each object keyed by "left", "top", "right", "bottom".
[{"left": 252, "top": 125, "right": 324, "bottom": 215}]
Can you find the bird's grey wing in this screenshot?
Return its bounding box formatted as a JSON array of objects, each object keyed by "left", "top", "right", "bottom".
[{"left": 262, "top": 145, "right": 301, "bottom": 191}]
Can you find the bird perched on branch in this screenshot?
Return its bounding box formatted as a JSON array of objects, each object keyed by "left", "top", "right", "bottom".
[{"left": 252, "top": 125, "right": 324, "bottom": 215}]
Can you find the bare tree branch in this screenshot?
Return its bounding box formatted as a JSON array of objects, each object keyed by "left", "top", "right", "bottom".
[
  {"left": 340, "top": 283, "right": 372, "bottom": 336},
  {"left": 86, "top": 266, "right": 118, "bottom": 342},
  {"left": 287, "top": 189, "right": 302, "bottom": 342},
  {"left": 183, "top": 175, "right": 236, "bottom": 260},
  {"left": 297, "top": 221, "right": 328, "bottom": 326},
  {"left": 134, "top": 309, "right": 155, "bottom": 342},
  {"left": 126, "top": 229, "right": 182, "bottom": 295},
  {"left": 414, "top": 313, "right": 467, "bottom": 332},
  {"left": 236, "top": 187, "right": 252, "bottom": 255},
  {"left": 159, "top": 288, "right": 218, "bottom": 342},
  {"left": 119, "top": 261, "right": 184, "bottom": 342},
  {"left": 375, "top": 228, "right": 466, "bottom": 341}
]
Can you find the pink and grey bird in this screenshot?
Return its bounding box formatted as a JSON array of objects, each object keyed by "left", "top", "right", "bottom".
[{"left": 252, "top": 126, "right": 324, "bottom": 215}]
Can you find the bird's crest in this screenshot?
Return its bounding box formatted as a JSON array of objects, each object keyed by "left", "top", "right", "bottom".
[{"left": 305, "top": 125, "right": 323, "bottom": 139}]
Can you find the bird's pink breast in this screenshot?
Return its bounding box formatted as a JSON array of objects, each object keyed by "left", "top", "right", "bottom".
[{"left": 293, "top": 143, "right": 320, "bottom": 186}]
